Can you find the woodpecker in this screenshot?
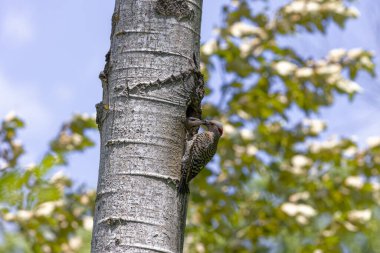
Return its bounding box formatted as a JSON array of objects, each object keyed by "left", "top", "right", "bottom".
[{"left": 178, "top": 118, "right": 223, "bottom": 194}]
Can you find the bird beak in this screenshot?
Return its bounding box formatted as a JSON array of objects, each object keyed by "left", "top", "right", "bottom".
[{"left": 186, "top": 117, "right": 206, "bottom": 128}]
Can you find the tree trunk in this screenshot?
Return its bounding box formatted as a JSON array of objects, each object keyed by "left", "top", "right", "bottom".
[{"left": 91, "top": 0, "right": 203, "bottom": 252}]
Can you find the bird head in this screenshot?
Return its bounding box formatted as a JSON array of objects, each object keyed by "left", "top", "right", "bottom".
[
  {"left": 186, "top": 117, "right": 206, "bottom": 128},
  {"left": 205, "top": 120, "right": 223, "bottom": 136}
]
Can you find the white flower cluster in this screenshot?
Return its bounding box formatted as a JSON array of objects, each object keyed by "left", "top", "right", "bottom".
[
  {"left": 328, "top": 48, "right": 374, "bottom": 68},
  {"left": 348, "top": 209, "right": 372, "bottom": 222},
  {"left": 4, "top": 111, "right": 17, "bottom": 122},
  {"left": 201, "top": 39, "right": 217, "bottom": 56},
  {"left": 239, "top": 38, "right": 262, "bottom": 57},
  {"left": 283, "top": 1, "right": 321, "bottom": 14},
  {"left": 309, "top": 136, "right": 340, "bottom": 153},
  {"left": 344, "top": 176, "right": 364, "bottom": 189},
  {"left": 273, "top": 48, "right": 370, "bottom": 94},
  {"left": 240, "top": 129, "right": 254, "bottom": 140},
  {"left": 3, "top": 200, "right": 64, "bottom": 221},
  {"left": 289, "top": 191, "right": 310, "bottom": 202},
  {"left": 296, "top": 67, "right": 313, "bottom": 78},
  {"left": 36, "top": 200, "right": 64, "bottom": 216},
  {"left": 281, "top": 202, "right": 317, "bottom": 216},
  {"left": 302, "top": 118, "right": 326, "bottom": 134},
  {"left": 288, "top": 154, "right": 312, "bottom": 174},
  {"left": 230, "top": 22, "right": 267, "bottom": 38},
  {"left": 273, "top": 61, "right": 297, "bottom": 76},
  {"left": 223, "top": 124, "right": 237, "bottom": 135},
  {"left": 367, "top": 136, "right": 380, "bottom": 148},
  {"left": 83, "top": 215, "right": 94, "bottom": 231},
  {"left": 283, "top": 0, "right": 359, "bottom": 18},
  {"left": 227, "top": 22, "right": 269, "bottom": 57},
  {"left": 336, "top": 79, "right": 362, "bottom": 93}
]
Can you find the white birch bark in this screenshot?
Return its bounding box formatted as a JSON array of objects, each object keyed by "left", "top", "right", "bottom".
[{"left": 91, "top": 0, "right": 204, "bottom": 252}]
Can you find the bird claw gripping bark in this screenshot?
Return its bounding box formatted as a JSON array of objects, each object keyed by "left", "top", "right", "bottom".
[{"left": 178, "top": 117, "right": 223, "bottom": 195}]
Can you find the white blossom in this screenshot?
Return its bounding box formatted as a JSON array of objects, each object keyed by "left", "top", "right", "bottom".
[
  {"left": 274, "top": 61, "right": 297, "bottom": 76},
  {"left": 305, "top": 2, "right": 320, "bottom": 12},
  {"left": 360, "top": 56, "right": 374, "bottom": 68},
  {"left": 328, "top": 48, "right": 346, "bottom": 61},
  {"left": 289, "top": 191, "right": 310, "bottom": 202},
  {"left": 230, "top": 22, "right": 256, "bottom": 37},
  {"left": 0, "top": 161, "right": 9, "bottom": 170},
  {"left": 344, "top": 221, "right": 358, "bottom": 231},
  {"left": 246, "top": 145, "right": 258, "bottom": 155},
  {"left": 281, "top": 203, "right": 298, "bottom": 216},
  {"left": 240, "top": 129, "right": 254, "bottom": 140},
  {"left": 309, "top": 137, "right": 340, "bottom": 153},
  {"left": 366, "top": 136, "right": 380, "bottom": 148},
  {"left": 326, "top": 3, "right": 346, "bottom": 14},
  {"left": 343, "top": 146, "right": 358, "bottom": 157},
  {"left": 348, "top": 209, "right": 371, "bottom": 222},
  {"left": 3, "top": 210, "right": 33, "bottom": 221},
  {"left": 347, "top": 48, "right": 364, "bottom": 59},
  {"left": 4, "top": 212, "right": 16, "bottom": 221},
  {"left": 69, "top": 236, "right": 83, "bottom": 250},
  {"left": 50, "top": 170, "right": 66, "bottom": 183},
  {"left": 26, "top": 163, "right": 37, "bottom": 171},
  {"left": 336, "top": 79, "right": 362, "bottom": 93},
  {"left": 297, "top": 204, "right": 317, "bottom": 217},
  {"left": 72, "top": 133, "right": 83, "bottom": 145},
  {"left": 43, "top": 230, "right": 56, "bottom": 241},
  {"left": 371, "top": 181, "right": 380, "bottom": 191},
  {"left": 291, "top": 155, "right": 312, "bottom": 168},
  {"left": 296, "top": 67, "right": 313, "bottom": 78},
  {"left": 237, "top": 110, "right": 251, "bottom": 120},
  {"left": 5, "top": 111, "right": 17, "bottom": 121},
  {"left": 202, "top": 39, "right": 217, "bottom": 55},
  {"left": 326, "top": 73, "right": 341, "bottom": 85},
  {"left": 231, "top": 0, "right": 239, "bottom": 7},
  {"left": 240, "top": 39, "right": 252, "bottom": 57},
  {"left": 239, "top": 38, "right": 260, "bottom": 57},
  {"left": 42, "top": 245, "right": 51, "bottom": 253},
  {"left": 284, "top": 1, "right": 304, "bottom": 13},
  {"left": 284, "top": 1, "right": 320, "bottom": 14},
  {"left": 347, "top": 7, "right": 360, "bottom": 17},
  {"left": 223, "top": 124, "right": 236, "bottom": 135},
  {"left": 281, "top": 202, "right": 317, "bottom": 217},
  {"left": 278, "top": 94, "right": 288, "bottom": 104},
  {"left": 80, "top": 113, "right": 90, "bottom": 120},
  {"left": 296, "top": 215, "right": 309, "bottom": 224},
  {"left": 36, "top": 203, "right": 55, "bottom": 217},
  {"left": 195, "top": 243, "right": 206, "bottom": 253},
  {"left": 303, "top": 118, "right": 325, "bottom": 134},
  {"left": 316, "top": 64, "right": 341, "bottom": 75},
  {"left": 322, "top": 229, "right": 335, "bottom": 237},
  {"left": 35, "top": 201, "right": 63, "bottom": 217},
  {"left": 345, "top": 176, "right": 364, "bottom": 189},
  {"left": 16, "top": 210, "right": 33, "bottom": 221},
  {"left": 83, "top": 216, "right": 94, "bottom": 231},
  {"left": 80, "top": 195, "right": 90, "bottom": 205}
]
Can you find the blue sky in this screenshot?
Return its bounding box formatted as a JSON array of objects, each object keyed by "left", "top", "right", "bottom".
[{"left": 0, "top": 0, "right": 378, "bottom": 188}]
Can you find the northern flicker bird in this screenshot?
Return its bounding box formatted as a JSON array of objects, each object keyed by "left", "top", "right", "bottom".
[{"left": 178, "top": 118, "right": 223, "bottom": 194}]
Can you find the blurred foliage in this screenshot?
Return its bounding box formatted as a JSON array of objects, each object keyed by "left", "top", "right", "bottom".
[
  {"left": 0, "top": 114, "right": 96, "bottom": 253},
  {"left": 1, "top": 0, "right": 379, "bottom": 253},
  {"left": 187, "top": 0, "right": 379, "bottom": 252}
]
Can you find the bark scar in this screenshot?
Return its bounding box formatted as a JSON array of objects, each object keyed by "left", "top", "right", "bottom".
[
  {"left": 95, "top": 102, "right": 109, "bottom": 130},
  {"left": 155, "top": 0, "right": 194, "bottom": 21},
  {"left": 110, "top": 4, "right": 121, "bottom": 39}
]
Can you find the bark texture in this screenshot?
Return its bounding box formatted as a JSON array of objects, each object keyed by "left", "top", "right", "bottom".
[{"left": 92, "top": 0, "right": 203, "bottom": 252}]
